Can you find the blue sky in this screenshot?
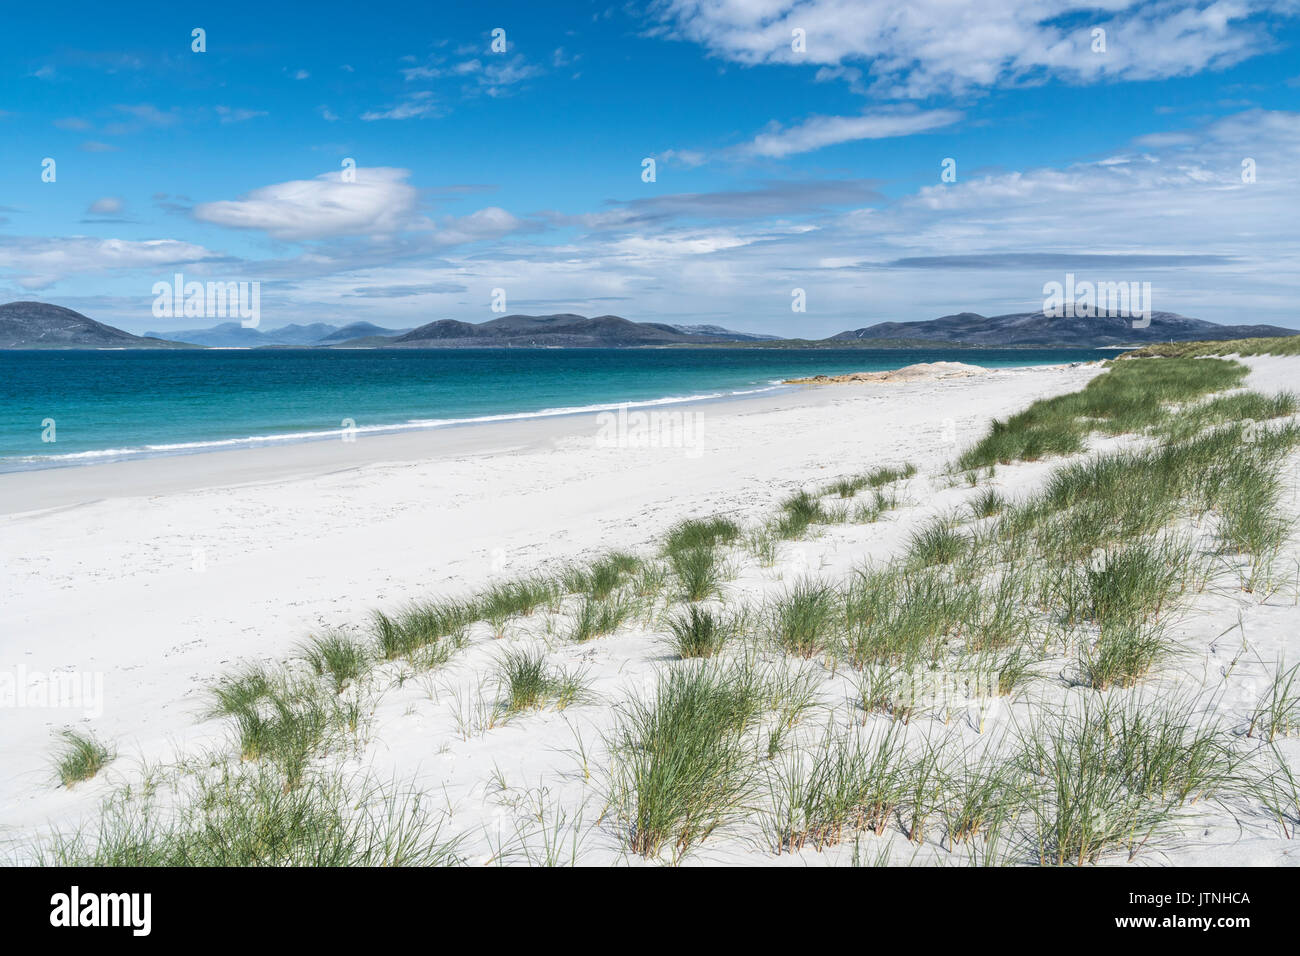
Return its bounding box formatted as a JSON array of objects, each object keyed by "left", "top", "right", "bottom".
[{"left": 2, "top": 0, "right": 1299, "bottom": 335}]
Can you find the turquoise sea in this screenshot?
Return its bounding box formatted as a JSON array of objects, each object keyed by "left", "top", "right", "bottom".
[{"left": 0, "top": 348, "right": 1102, "bottom": 471}]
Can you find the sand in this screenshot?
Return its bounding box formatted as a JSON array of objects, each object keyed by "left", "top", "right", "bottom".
[
  {"left": 785, "top": 360, "right": 993, "bottom": 384},
  {"left": 3, "top": 356, "right": 1298, "bottom": 866}
]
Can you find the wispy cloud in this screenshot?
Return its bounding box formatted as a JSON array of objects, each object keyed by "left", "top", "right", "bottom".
[{"left": 743, "top": 108, "right": 963, "bottom": 158}]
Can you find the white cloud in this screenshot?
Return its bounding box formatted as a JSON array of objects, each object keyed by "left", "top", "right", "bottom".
[
  {"left": 429, "top": 207, "right": 527, "bottom": 246},
  {"left": 0, "top": 237, "right": 213, "bottom": 289},
  {"left": 193, "top": 167, "right": 420, "bottom": 240},
  {"left": 86, "top": 197, "right": 124, "bottom": 215},
  {"left": 215, "top": 106, "right": 268, "bottom": 124},
  {"left": 654, "top": 0, "right": 1284, "bottom": 97},
  {"left": 361, "top": 91, "right": 439, "bottom": 121},
  {"left": 744, "top": 108, "right": 963, "bottom": 158}
]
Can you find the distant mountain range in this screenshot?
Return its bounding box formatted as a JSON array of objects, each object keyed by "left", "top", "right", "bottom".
[
  {"left": 366, "top": 313, "right": 777, "bottom": 348},
  {"left": 143, "top": 320, "right": 412, "bottom": 347},
  {"left": 0, "top": 301, "right": 194, "bottom": 349},
  {"left": 833, "top": 310, "right": 1299, "bottom": 347},
  {"left": 2, "top": 300, "right": 1296, "bottom": 350}
]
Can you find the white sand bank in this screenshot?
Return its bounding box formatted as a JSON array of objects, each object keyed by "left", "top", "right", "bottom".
[{"left": 3, "top": 355, "right": 1298, "bottom": 866}]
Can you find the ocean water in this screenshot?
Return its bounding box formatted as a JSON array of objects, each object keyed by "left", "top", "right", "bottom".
[{"left": 0, "top": 347, "right": 1102, "bottom": 471}]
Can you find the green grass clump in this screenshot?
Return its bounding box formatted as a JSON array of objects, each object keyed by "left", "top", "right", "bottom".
[
  {"left": 1019, "top": 695, "right": 1237, "bottom": 865},
  {"left": 53, "top": 729, "right": 113, "bottom": 788},
  {"left": 840, "top": 565, "right": 978, "bottom": 666},
  {"left": 563, "top": 552, "right": 643, "bottom": 600},
  {"left": 371, "top": 600, "right": 474, "bottom": 662},
  {"left": 1079, "top": 621, "right": 1172, "bottom": 690},
  {"left": 665, "top": 605, "right": 741, "bottom": 658},
  {"left": 774, "top": 490, "right": 826, "bottom": 539},
  {"left": 299, "top": 631, "right": 370, "bottom": 693},
  {"left": 745, "top": 527, "right": 780, "bottom": 566},
  {"left": 662, "top": 516, "right": 741, "bottom": 556},
  {"left": 766, "top": 722, "right": 910, "bottom": 851},
  {"left": 669, "top": 545, "right": 728, "bottom": 601},
  {"left": 941, "top": 746, "right": 1028, "bottom": 847},
  {"left": 968, "top": 487, "right": 1006, "bottom": 520},
  {"left": 767, "top": 579, "right": 840, "bottom": 659},
  {"left": 568, "top": 591, "right": 637, "bottom": 642},
  {"left": 905, "top": 517, "right": 970, "bottom": 568},
  {"left": 22, "top": 766, "right": 463, "bottom": 866},
  {"left": 823, "top": 475, "right": 870, "bottom": 498},
  {"left": 607, "top": 664, "right": 765, "bottom": 859},
  {"left": 477, "top": 576, "right": 559, "bottom": 636},
  {"left": 819, "top": 464, "right": 913, "bottom": 499},
  {"left": 494, "top": 648, "right": 589, "bottom": 714},
  {"left": 206, "top": 668, "right": 354, "bottom": 788},
  {"left": 866, "top": 463, "right": 917, "bottom": 486},
  {"left": 1079, "top": 537, "right": 1197, "bottom": 629}
]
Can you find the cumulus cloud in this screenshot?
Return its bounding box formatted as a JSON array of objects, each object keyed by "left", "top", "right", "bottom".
[
  {"left": 192, "top": 167, "right": 420, "bottom": 240},
  {"left": 654, "top": 0, "right": 1284, "bottom": 97}
]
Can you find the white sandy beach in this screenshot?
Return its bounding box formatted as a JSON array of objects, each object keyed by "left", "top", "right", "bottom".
[{"left": 3, "top": 357, "right": 1299, "bottom": 866}]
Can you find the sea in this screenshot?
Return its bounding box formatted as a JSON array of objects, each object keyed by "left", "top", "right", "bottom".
[{"left": 0, "top": 347, "right": 1103, "bottom": 472}]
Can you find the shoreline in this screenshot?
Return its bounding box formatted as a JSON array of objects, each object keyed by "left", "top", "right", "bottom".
[
  {"left": 0, "top": 361, "right": 1092, "bottom": 514},
  {"left": 4, "top": 355, "right": 1297, "bottom": 865},
  {"left": 0, "top": 352, "right": 1103, "bottom": 482},
  {"left": 1, "top": 359, "right": 1109, "bottom": 836}
]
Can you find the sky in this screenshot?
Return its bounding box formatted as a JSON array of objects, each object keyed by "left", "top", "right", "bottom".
[{"left": 2, "top": 0, "right": 1299, "bottom": 337}]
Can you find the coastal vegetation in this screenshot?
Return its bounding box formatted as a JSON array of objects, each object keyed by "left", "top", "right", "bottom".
[{"left": 19, "top": 351, "right": 1300, "bottom": 867}]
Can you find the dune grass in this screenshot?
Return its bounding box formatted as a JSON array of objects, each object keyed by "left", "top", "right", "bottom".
[
  {"left": 299, "top": 631, "right": 370, "bottom": 694},
  {"left": 567, "top": 591, "right": 638, "bottom": 642},
  {"left": 956, "top": 357, "right": 1248, "bottom": 469},
  {"left": 21, "top": 766, "right": 463, "bottom": 866},
  {"left": 1248, "top": 661, "right": 1300, "bottom": 742},
  {"left": 371, "top": 600, "right": 474, "bottom": 663},
  {"left": 766, "top": 721, "right": 911, "bottom": 851},
  {"left": 607, "top": 663, "right": 766, "bottom": 859},
  {"left": 968, "top": 487, "right": 1006, "bottom": 520},
  {"left": 662, "top": 516, "right": 742, "bottom": 556},
  {"left": 206, "top": 666, "right": 363, "bottom": 788},
  {"left": 1119, "top": 336, "right": 1300, "bottom": 359},
  {"left": 1019, "top": 694, "right": 1238, "bottom": 865},
  {"left": 53, "top": 729, "right": 113, "bottom": 788},
  {"left": 767, "top": 579, "right": 841, "bottom": 659},
  {"left": 478, "top": 576, "right": 560, "bottom": 637},
  {"left": 669, "top": 545, "right": 728, "bottom": 602},
  {"left": 494, "top": 648, "right": 590, "bottom": 715},
  {"left": 906, "top": 516, "right": 970, "bottom": 568},
  {"left": 665, "top": 605, "right": 742, "bottom": 659}
]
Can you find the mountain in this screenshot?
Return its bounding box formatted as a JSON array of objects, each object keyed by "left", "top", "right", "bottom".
[
  {"left": 379, "top": 313, "right": 768, "bottom": 348},
  {"left": 0, "top": 301, "right": 193, "bottom": 349},
  {"left": 316, "top": 322, "right": 411, "bottom": 345},
  {"left": 667, "top": 323, "right": 783, "bottom": 341},
  {"left": 143, "top": 321, "right": 394, "bottom": 347},
  {"left": 831, "top": 311, "right": 1300, "bottom": 347}
]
